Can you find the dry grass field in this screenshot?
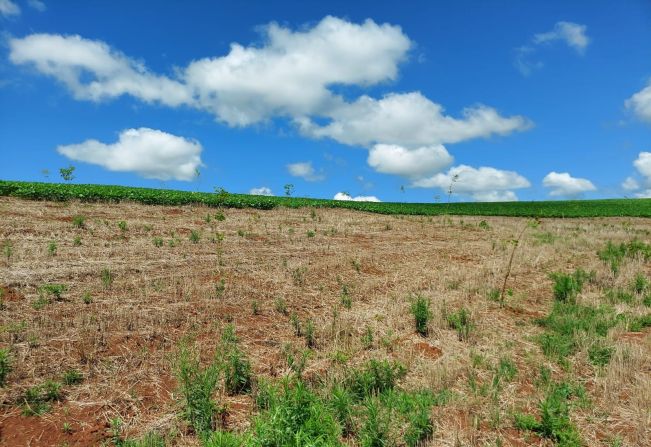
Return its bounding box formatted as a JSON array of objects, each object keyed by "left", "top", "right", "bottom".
[{"left": 0, "top": 196, "right": 650, "bottom": 446}]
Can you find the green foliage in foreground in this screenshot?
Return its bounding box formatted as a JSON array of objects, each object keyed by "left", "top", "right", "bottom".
[
  {"left": 515, "top": 382, "right": 586, "bottom": 447},
  {"left": 3, "top": 180, "right": 651, "bottom": 217}
]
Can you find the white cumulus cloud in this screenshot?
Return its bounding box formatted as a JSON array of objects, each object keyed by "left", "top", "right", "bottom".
[
  {"left": 297, "top": 92, "right": 530, "bottom": 148},
  {"left": 0, "top": 0, "right": 19, "bottom": 17},
  {"left": 184, "top": 16, "right": 411, "bottom": 126},
  {"left": 533, "top": 21, "right": 590, "bottom": 53},
  {"left": 542, "top": 172, "right": 596, "bottom": 197},
  {"left": 287, "top": 161, "right": 325, "bottom": 182},
  {"left": 333, "top": 192, "right": 381, "bottom": 202},
  {"left": 57, "top": 128, "right": 203, "bottom": 181},
  {"left": 626, "top": 82, "right": 651, "bottom": 124},
  {"left": 622, "top": 176, "right": 639, "bottom": 191},
  {"left": 9, "top": 34, "right": 192, "bottom": 106},
  {"left": 367, "top": 144, "right": 453, "bottom": 178},
  {"left": 249, "top": 187, "right": 273, "bottom": 196},
  {"left": 412, "top": 165, "right": 530, "bottom": 202}
]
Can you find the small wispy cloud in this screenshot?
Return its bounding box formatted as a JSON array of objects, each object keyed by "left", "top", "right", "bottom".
[
  {"left": 514, "top": 21, "right": 589, "bottom": 76},
  {"left": 287, "top": 161, "right": 325, "bottom": 182}
]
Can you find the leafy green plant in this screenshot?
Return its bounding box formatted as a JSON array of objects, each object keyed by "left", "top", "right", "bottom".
[
  {"left": 274, "top": 298, "right": 288, "bottom": 315},
  {"left": 22, "top": 380, "right": 63, "bottom": 416},
  {"left": 2, "top": 240, "right": 12, "bottom": 262},
  {"left": 514, "top": 382, "right": 583, "bottom": 447},
  {"left": 588, "top": 342, "right": 614, "bottom": 367},
  {"left": 446, "top": 307, "right": 474, "bottom": 341},
  {"left": 219, "top": 325, "right": 252, "bottom": 395},
  {"left": 0, "top": 348, "right": 11, "bottom": 387},
  {"left": 361, "top": 326, "right": 374, "bottom": 349},
  {"left": 598, "top": 240, "right": 651, "bottom": 274},
  {"left": 153, "top": 237, "right": 164, "bottom": 247},
  {"left": 478, "top": 220, "right": 491, "bottom": 230},
  {"left": 82, "top": 292, "right": 93, "bottom": 304},
  {"left": 306, "top": 229, "right": 316, "bottom": 238},
  {"left": 73, "top": 236, "right": 82, "bottom": 246},
  {"left": 59, "top": 165, "right": 75, "bottom": 181},
  {"left": 72, "top": 215, "right": 86, "bottom": 228},
  {"left": 305, "top": 319, "right": 316, "bottom": 348},
  {"left": 174, "top": 343, "right": 220, "bottom": 434},
  {"left": 190, "top": 230, "right": 201, "bottom": 243},
  {"left": 633, "top": 273, "right": 648, "bottom": 294},
  {"left": 101, "top": 268, "right": 114, "bottom": 289},
  {"left": 341, "top": 284, "right": 352, "bottom": 309},
  {"left": 47, "top": 240, "right": 57, "bottom": 256},
  {"left": 62, "top": 369, "right": 83, "bottom": 385},
  {"left": 346, "top": 359, "right": 407, "bottom": 400},
  {"left": 549, "top": 269, "right": 593, "bottom": 304},
  {"left": 118, "top": 220, "right": 128, "bottom": 232},
  {"left": 410, "top": 295, "right": 431, "bottom": 336},
  {"left": 39, "top": 283, "right": 67, "bottom": 301}
]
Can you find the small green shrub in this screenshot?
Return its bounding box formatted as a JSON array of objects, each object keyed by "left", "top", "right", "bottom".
[
  {"left": 72, "top": 215, "right": 86, "bottom": 228},
  {"left": 73, "top": 236, "right": 82, "bottom": 246},
  {"left": 588, "top": 343, "right": 614, "bottom": 367},
  {"left": 361, "top": 326, "right": 374, "bottom": 349},
  {"left": 549, "top": 269, "right": 593, "bottom": 303},
  {"left": 410, "top": 295, "right": 431, "bottom": 336},
  {"left": 153, "top": 237, "right": 164, "bottom": 247},
  {"left": 274, "top": 298, "right": 288, "bottom": 315},
  {"left": 39, "top": 283, "right": 67, "bottom": 301},
  {"left": 0, "top": 348, "right": 11, "bottom": 387},
  {"left": 174, "top": 343, "right": 220, "bottom": 434},
  {"left": 514, "top": 382, "right": 583, "bottom": 447},
  {"left": 190, "top": 230, "right": 201, "bottom": 243},
  {"left": 101, "top": 268, "right": 113, "bottom": 289},
  {"left": 478, "top": 220, "right": 490, "bottom": 230},
  {"left": 346, "top": 359, "right": 407, "bottom": 400},
  {"left": 118, "top": 220, "right": 128, "bottom": 232},
  {"left": 62, "top": 369, "right": 83, "bottom": 385},
  {"left": 305, "top": 319, "right": 316, "bottom": 348},
  {"left": 446, "top": 307, "right": 473, "bottom": 341},
  {"left": 22, "top": 380, "right": 63, "bottom": 416},
  {"left": 47, "top": 240, "right": 57, "bottom": 256},
  {"left": 219, "top": 326, "right": 252, "bottom": 395},
  {"left": 82, "top": 292, "right": 93, "bottom": 304},
  {"left": 629, "top": 314, "right": 651, "bottom": 332},
  {"left": 633, "top": 273, "right": 648, "bottom": 294}
]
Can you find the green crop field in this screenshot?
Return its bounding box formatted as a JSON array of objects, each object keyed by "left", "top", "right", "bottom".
[{"left": 1, "top": 179, "right": 650, "bottom": 217}]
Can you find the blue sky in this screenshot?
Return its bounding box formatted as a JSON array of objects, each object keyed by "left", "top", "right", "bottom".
[{"left": 1, "top": 0, "right": 651, "bottom": 202}]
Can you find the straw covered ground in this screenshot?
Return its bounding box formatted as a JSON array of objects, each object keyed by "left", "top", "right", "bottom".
[{"left": 0, "top": 197, "right": 649, "bottom": 446}]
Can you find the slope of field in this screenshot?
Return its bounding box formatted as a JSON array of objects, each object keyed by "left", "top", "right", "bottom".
[
  {"left": 2, "top": 180, "right": 651, "bottom": 217},
  {"left": 0, "top": 196, "right": 650, "bottom": 446}
]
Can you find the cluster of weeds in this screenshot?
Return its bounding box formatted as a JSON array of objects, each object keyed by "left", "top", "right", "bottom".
[
  {"left": 2, "top": 240, "right": 12, "bottom": 262},
  {"left": 72, "top": 215, "right": 86, "bottom": 228},
  {"left": 153, "top": 237, "right": 164, "bottom": 247},
  {"left": 111, "top": 418, "right": 166, "bottom": 447},
  {"left": 206, "top": 359, "right": 447, "bottom": 447},
  {"left": 62, "top": 369, "right": 83, "bottom": 385},
  {"left": 0, "top": 348, "right": 11, "bottom": 386},
  {"left": 47, "top": 240, "right": 57, "bottom": 256},
  {"left": 514, "top": 381, "right": 586, "bottom": 447},
  {"left": 274, "top": 297, "right": 288, "bottom": 315},
  {"left": 174, "top": 343, "right": 221, "bottom": 434},
  {"left": 598, "top": 240, "right": 651, "bottom": 274},
  {"left": 101, "top": 268, "right": 114, "bottom": 289},
  {"left": 351, "top": 259, "right": 362, "bottom": 273},
  {"left": 536, "top": 302, "right": 619, "bottom": 366},
  {"left": 410, "top": 295, "right": 431, "bottom": 336},
  {"left": 628, "top": 313, "right": 651, "bottom": 332},
  {"left": 190, "top": 230, "right": 201, "bottom": 243},
  {"left": 549, "top": 269, "right": 594, "bottom": 304},
  {"left": 446, "top": 307, "right": 474, "bottom": 341},
  {"left": 291, "top": 266, "right": 307, "bottom": 286},
  {"left": 340, "top": 283, "right": 352, "bottom": 309},
  {"left": 118, "top": 220, "right": 128, "bottom": 232},
  {"left": 22, "top": 380, "right": 63, "bottom": 415},
  {"left": 361, "top": 326, "right": 374, "bottom": 349},
  {"left": 214, "top": 279, "right": 226, "bottom": 299},
  {"left": 73, "top": 235, "right": 82, "bottom": 246},
  {"left": 218, "top": 325, "right": 252, "bottom": 395},
  {"left": 532, "top": 231, "right": 556, "bottom": 245},
  {"left": 39, "top": 283, "right": 67, "bottom": 301},
  {"left": 478, "top": 220, "right": 491, "bottom": 230}
]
